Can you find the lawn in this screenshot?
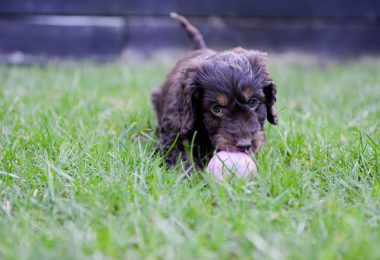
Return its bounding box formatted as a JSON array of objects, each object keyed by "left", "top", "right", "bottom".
[{"left": 0, "top": 54, "right": 379, "bottom": 259}]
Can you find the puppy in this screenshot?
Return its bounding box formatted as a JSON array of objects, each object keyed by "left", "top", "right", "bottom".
[{"left": 152, "top": 13, "right": 278, "bottom": 169}]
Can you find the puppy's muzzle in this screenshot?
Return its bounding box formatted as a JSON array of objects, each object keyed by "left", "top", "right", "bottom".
[{"left": 236, "top": 138, "right": 252, "bottom": 152}]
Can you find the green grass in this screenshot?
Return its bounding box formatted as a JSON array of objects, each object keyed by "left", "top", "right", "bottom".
[{"left": 0, "top": 55, "right": 379, "bottom": 259}]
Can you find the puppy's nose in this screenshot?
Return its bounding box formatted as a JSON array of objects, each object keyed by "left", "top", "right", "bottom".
[{"left": 236, "top": 139, "right": 251, "bottom": 151}]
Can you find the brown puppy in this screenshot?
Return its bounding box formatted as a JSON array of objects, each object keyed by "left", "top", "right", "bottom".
[{"left": 152, "top": 13, "right": 278, "bottom": 169}]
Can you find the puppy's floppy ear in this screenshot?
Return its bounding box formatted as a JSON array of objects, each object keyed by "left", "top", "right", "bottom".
[
  {"left": 177, "top": 80, "right": 200, "bottom": 136},
  {"left": 164, "top": 64, "right": 201, "bottom": 138},
  {"left": 264, "top": 83, "right": 278, "bottom": 125}
]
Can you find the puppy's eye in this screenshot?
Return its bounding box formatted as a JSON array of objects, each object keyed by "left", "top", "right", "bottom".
[
  {"left": 211, "top": 104, "right": 222, "bottom": 114},
  {"left": 248, "top": 98, "right": 258, "bottom": 108}
]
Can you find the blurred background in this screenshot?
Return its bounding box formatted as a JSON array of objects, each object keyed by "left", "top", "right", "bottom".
[{"left": 0, "top": 0, "right": 379, "bottom": 62}]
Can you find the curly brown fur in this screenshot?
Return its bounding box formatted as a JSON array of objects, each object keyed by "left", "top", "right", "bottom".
[{"left": 152, "top": 13, "right": 278, "bottom": 169}]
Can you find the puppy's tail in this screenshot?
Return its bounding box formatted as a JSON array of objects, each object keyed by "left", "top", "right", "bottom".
[{"left": 170, "top": 12, "right": 206, "bottom": 50}]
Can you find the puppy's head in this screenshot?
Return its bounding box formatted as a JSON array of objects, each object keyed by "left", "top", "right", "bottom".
[{"left": 181, "top": 48, "right": 278, "bottom": 153}]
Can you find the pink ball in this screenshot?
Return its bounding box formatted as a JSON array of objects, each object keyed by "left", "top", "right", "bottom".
[{"left": 206, "top": 151, "right": 257, "bottom": 180}]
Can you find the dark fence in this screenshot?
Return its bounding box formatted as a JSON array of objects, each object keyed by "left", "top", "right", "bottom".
[{"left": 0, "top": 0, "right": 380, "bottom": 60}]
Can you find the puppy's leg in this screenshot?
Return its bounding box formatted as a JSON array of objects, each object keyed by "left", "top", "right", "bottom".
[
  {"left": 158, "top": 122, "right": 189, "bottom": 168},
  {"left": 190, "top": 131, "right": 213, "bottom": 169}
]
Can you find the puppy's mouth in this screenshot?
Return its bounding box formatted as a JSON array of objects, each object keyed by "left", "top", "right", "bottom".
[
  {"left": 216, "top": 145, "right": 252, "bottom": 154},
  {"left": 213, "top": 134, "right": 254, "bottom": 153}
]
